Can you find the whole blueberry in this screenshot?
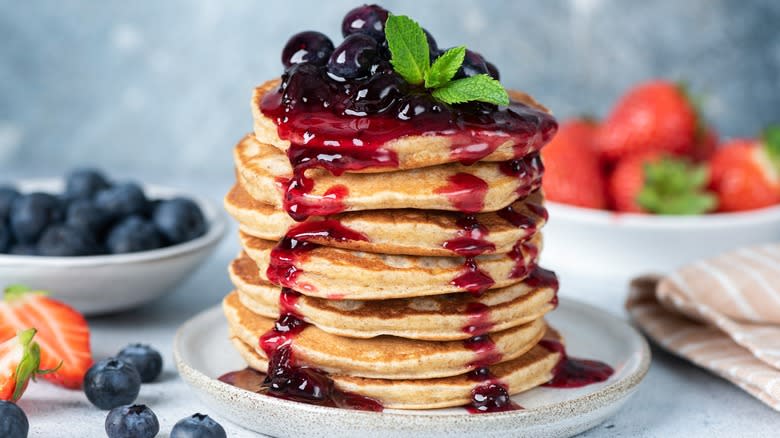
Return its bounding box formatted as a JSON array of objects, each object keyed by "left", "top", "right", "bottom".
[
  {"left": 84, "top": 358, "right": 142, "bottom": 410},
  {"left": 0, "top": 400, "right": 28, "bottom": 438},
  {"left": 327, "top": 33, "right": 379, "bottom": 79},
  {"left": 117, "top": 344, "right": 163, "bottom": 383},
  {"left": 341, "top": 4, "right": 389, "bottom": 42},
  {"left": 0, "top": 221, "right": 10, "bottom": 253},
  {"left": 37, "top": 224, "right": 98, "bottom": 256},
  {"left": 8, "top": 244, "right": 37, "bottom": 256},
  {"left": 106, "top": 216, "right": 163, "bottom": 254},
  {"left": 281, "top": 31, "right": 334, "bottom": 68},
  {"left": 105, "top": 404, "right": 159, "bottom": 438},
  {"left": 485, "top": 61, "right": 500, "bottom": 80},
  {"left": 66, "top": 199, "right": 112, "bottom": 237},
  {"left": 171, "top": 413, "right": 227, "bottom": 438},
  {"left": 0, "top": 185, "right": 20, "bottom": 220},
  {"left": 423, "top": 28, "right": 438, "bottom": 60},
  {"left": 95, "top": 183, "right": 148, "bottom": 219},
  {"left": 152, "top": 198, "right": 207, "bottom": 245},
  {"left": 65, "top": 168, "right": 111, "bottom": 200},
  {"left": 454, "top": 49, "right": 489, "bottom": 79},
  {"left": 9, "top": 193, "right": 63, "bottom": 244}
]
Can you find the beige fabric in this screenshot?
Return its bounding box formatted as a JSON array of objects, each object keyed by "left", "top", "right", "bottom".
[{"left": 626, "top": 243, "right": 780, "bottom": 411}]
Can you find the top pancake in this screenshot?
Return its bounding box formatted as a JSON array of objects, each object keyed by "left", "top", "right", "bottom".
[
  {"left": 235, "top": 134, "right": 543, "bottom": 214},
  {"left": 252, "top": 80, "right": 558, "bottom": 172}
]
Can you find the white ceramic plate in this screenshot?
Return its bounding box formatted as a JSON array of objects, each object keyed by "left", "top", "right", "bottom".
[
  {"left": 0, "top": 179, "right": 227, "bottom": 315},
  {"left": 174, "top": 297, "right": 650, "bottom": 438}
]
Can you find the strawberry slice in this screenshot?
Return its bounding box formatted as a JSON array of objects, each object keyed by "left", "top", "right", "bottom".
[
  {"left": 0, "top": 328, "right": 59, "bottom": 401},
  {"left": 0, "top": 286, "right": 93, "bottom": 389}
]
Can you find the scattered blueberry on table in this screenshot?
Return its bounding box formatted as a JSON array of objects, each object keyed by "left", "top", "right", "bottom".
[
  {"left": 170, "top": 413, "right": 227, "bottom": 438},
  {"left": 117, "top": 344, "right": 163, "bottom": 383},
  {"left": 0, "top": 400, "right": 29, "bottom": 438},
  {"left": 0, "top": 168, "right": 207, "bottom": 256},
  {"left": 105, "top": 404, "right": 159, "bottom": 438},
  {"left": 84, "top": 358, "right": 142, "bottom": 410}
]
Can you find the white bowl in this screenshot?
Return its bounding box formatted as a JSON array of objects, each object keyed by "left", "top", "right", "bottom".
[
  {"left": 542, "top": 201, "right": 780, "bottom": 285},
  {"left": 0, "top": 179, "right": 227, "bottom": 315}
]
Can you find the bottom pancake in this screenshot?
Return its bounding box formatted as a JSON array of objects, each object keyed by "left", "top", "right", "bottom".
[
  {"left": 229, "top": 334, "right": 561, "bottom": 410},
  {"left": 224, "top": 291, "right": 546, "bottom": 380}
]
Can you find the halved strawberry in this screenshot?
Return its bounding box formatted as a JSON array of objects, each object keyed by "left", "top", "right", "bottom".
[
  {"left": 0, "top": 286, "right": 93, "bottom": 389},
  {"left": 0, "top": 328, "right": 58, "bottom": 401}
]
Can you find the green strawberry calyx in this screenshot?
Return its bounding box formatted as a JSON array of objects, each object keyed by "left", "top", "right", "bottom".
[
  {"left": 636, "top": 156, "right": 718, "bottom": 215},
  {"left": 10, "top": 328, "right": 61, "bottom": 401},
  {"left": 3, "top": 284, "right": 48, "bottom": 303},
  {"left": 761, "top": 124, "right": 780, "bottom": 172}
]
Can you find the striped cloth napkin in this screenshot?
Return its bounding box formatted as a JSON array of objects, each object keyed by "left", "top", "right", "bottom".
[{"left": 626, "top": 243, "right": 780, "bottom": 411}]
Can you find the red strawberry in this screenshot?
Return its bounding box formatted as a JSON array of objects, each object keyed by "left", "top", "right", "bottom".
[
  {"left": 1, "top": 328, "right": 58, "bottom": 401},
  {"left": 0, "top": 286, "right": 93, "bottom": 389},
  {"left": 597, "top": 80, "right": 698, "bottom": 162},
  {"left": 692, "top": 126, "right": 719, "bottom": 162},
  {"left": 708, "top": 127, "right": 780, "bottom": 212},
  {"left": 608, "top": 153, "right": 716, "bottom": 214},
  {"left": 541, "top": 119, "right": 608, "bottom": 209}
]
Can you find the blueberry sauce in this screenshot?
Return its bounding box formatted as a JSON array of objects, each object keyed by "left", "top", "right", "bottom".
[
  {"left": 266, "top": 219, "right": 369, "bottom": 291},
  {"left": 499, "top": 154, "right": 545, "bottom": 198},
  {"left": 462, "top": 302, "right": 494, "bottom": 336},
  {"left": 508, "top": 240, "right": 539, "bottom": 279},
  {"left": 524, "top": 267, "right": 560, "bottom": 308},
  {"left": 224, "top": 287, "right": 383, "bottom": 411},
  {"left": 443, "top": 215, "right": 495, "bottom": 257},
  {"left": 465, "top": 367, "right": 523, "bottom": 413},
  {"left": 463, "top": 334, "right": 502, "bottom": 369},
  {"left": 452, "top": 258, "right": 496, "bottom": 296},
  {"left": 539, "top": 339, "right": 614, "bottom": 388},
  {"left": 435, "top": 173, "right": 490, "bottom": 214}
]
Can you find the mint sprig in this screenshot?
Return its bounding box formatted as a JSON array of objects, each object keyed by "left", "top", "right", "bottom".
[{"left": 385, "top": 15, "right": 509, "bottom": 106}]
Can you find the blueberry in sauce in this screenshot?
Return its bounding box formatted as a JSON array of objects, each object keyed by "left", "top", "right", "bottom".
[
  {"left": 346, "top": 70, "right": 407, "bottom": 115},
  {"left": 341, "top": 4, "right": 389, "bottom": 42},
  {"left": 281, "top": 31, "right": 334, "bottom": 68},
  {"left": 455, "top": 49, "right": 489, "bottom": 79},
  {"left": 485, "top": 61, "right": 500, "bottom": 80},
  {"left": 327, "top": 33, "right": 380, "bottom": 79}
]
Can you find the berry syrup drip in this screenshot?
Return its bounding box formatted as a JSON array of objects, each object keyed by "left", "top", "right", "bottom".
[
  {"left": 465, "top": 367, "right": 523, "bottom": 413},
  {"left": 266, "top": 219, "right": 369, "bottom": 291},
  {"left": 499, "top": 154, "right": 544, "bottom": 198},
  {"left": 261, "top": 65, "right": 558, "bottom": 171},
  {"left": 508, "top": 239, "right": 539, "bottom": 279},
  {"left": 539, "top": 340, "right": 615, "bottom": 388},
  {"left": 496, "top": 200, "right": 548, "bottom": 235},
  {"left": 525, "top": 267, "right": 560, "bottom": 308},
  {"left": 452, "top": 258, "right": 495, "bottom": 296},
  {"left": 462, "top": 302, "right": 494, "bottom": 337},
  {"left": 252, "top": 287, "right": 383, "bottom": 411},
  {"left": 463, "top": 334, "right": 502, "bottom": 369},
  {"left": 435, "top": 173, "right": 489, "bottom": 214}
]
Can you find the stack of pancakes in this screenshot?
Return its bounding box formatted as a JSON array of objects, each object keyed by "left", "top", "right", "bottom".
[{"left": 222, "top": 80, "right": 562, "bottom": 410}]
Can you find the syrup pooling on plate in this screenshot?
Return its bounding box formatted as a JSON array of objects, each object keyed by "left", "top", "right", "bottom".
[
  {"left": 465, "top": 367, "right": 523, "bottom": 413},
  {"left": 538, "top": 339, "right": 615, "bottom": 388}
]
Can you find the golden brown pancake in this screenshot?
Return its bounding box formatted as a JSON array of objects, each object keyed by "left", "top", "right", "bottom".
[
  {"left": 239, "top": 231, "right": 543, "bottom": 300},
  {"left": 229, "top": 253, "right": 556, "bottom": 340},
  {"left": 234, "top": 134, "right": 543, "bottom": 214},
  {"left": 229, "top": 334, "right": 561, "bottom": 410},
  {"left": 224, "top": 291, "right": 547, "bottom": 380},
  {"left": 252, "top": 79, "right": 555, "bottom": 172},
  {"left": 224, "top": 183, "right": 547, "bottom": 257}
]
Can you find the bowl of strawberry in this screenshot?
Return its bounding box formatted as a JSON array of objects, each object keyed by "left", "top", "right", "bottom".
[
  {"left": 541, "top": 79, "right": 780, "bottom": 282},
  {"left": 0, "top": 169, "right": 226, "bottom": 315}
]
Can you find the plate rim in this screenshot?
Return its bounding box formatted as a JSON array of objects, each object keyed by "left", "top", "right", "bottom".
[{"left": 174, "top": 296, "right": 650, "bottom": 426}]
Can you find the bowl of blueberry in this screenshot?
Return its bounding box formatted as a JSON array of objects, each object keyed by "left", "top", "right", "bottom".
[{"left": 0, "top": 168, "right": 226, "bottom": 315}]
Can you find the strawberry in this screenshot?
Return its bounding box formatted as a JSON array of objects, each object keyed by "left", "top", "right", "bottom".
[
  {"left": 608, "top": 153, "right": 717, "bottom": 214},
  {"left": 541, "top": 118, "right": 608, "bottom": 209},
  {"left": 692, "top": 126, "right": 719, "bottom": 162},
  {"left": 596, "top": 80, "right": 698, "bottom": 162},
  {"left": 708, "top": 126, "right": 780, "bottom": 212},
  {"left": 0, "top": 328, "right": 58, "bottom": 401},
  {"left": 0, "top": 285, "right": 93, "bottom": 389}
]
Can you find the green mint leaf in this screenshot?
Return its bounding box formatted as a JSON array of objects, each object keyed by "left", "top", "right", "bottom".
[
  {"left": 431, "top": 74, "right": 510, "bottom": 106},
  {"left": 425, "top": 46, "right": 465, "bottom": 88},
  {"left": 385, "top": 15, "right": 430, "bottom": 85}
]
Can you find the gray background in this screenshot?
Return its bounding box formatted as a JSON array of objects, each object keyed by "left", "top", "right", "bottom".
[{"left": 1, "top": 0, "right": 779, "bottom": 180}]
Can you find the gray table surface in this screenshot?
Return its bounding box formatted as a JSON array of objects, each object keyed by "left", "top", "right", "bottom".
[{"left": 8, "top": 175, "right": 779, "bottom": 437}]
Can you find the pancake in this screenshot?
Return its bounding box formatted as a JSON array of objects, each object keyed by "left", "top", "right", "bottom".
[
  {"left": 239, "top": 231, "right": 543, "bottom": 300},
  {"left": 231, "top": 336, "right": 560, "bottom": 410},
  {"left": 225, "top": 183, "right": 547, "bottom": 257},
  {"left": 229, "top": 253, "right": 556, "bottom": 341},
  {"left": 223, "top": 291, "right": 547, "bottom": 380},
  {"left": 252, "top": 80, "right": 558, "bottom": 172},
  {"left": 234, "top": 134, "right": 544, "bottom": 215}
]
